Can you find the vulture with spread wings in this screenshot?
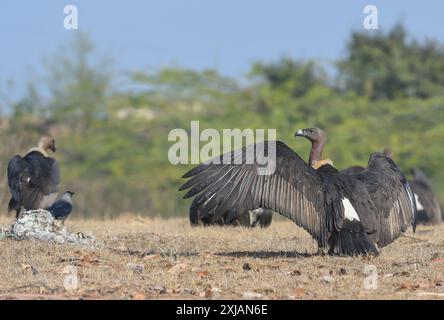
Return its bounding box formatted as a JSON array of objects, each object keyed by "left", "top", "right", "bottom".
[
  {"left": 180, "top": 128, "right": 416, "bottom": 256},
  {"left": 7, "top": 135, "right": 60, "bottom": 219}
]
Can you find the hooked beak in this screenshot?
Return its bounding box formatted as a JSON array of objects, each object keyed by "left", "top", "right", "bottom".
[
  {"left": 50, "top": 145, "right": 56, "bottom": 152},
  {"left": 295, "top": 129, "right": 305, "bottom": 137}
]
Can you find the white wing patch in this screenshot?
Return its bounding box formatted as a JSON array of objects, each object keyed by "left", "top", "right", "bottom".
[
  {"left": 414, "top": 193, "right": 424, "bottom": 211},
  {"left": 342, "top": 198, "right": 360, "bottom": 222}
]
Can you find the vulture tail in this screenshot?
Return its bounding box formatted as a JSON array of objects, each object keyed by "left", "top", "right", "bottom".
[
  {"left": 8, "top": 198, "right": 19, "bottom": 212},
  {"left": 328, "top": 221, "right": 379, "bottom": 256}
]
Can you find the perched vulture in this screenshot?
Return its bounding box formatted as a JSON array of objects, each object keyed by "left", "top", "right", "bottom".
[
  {"left": 342, "top": 149, "right": 442, "bottom": 225},
  {"left": 7, "top": 135, "right": 60, "bottom": 218},
  {"left": 48, "top": 191, "right": 75, "bottom": 224},
  {"left": 409, "top": 168, "right": 442, "bottom": 224},
  {"left": 180, "top": 127, "right": 416, "bottom": 256}
]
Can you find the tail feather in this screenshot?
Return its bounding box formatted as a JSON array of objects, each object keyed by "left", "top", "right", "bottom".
[
  {"left": 329, "top": 221, "right": 379, "bottom": 256},
  {"left": 8, "top": 198, "right": 19, "bottom": 212}
]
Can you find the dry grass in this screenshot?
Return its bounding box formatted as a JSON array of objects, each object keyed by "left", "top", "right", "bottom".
[{"left": 0, "top": 214, "right": 443, "bottom": 300}]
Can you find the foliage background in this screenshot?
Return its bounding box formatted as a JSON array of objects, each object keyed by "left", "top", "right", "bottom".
[{"left": 1, "top": 25, "right": 443, "bottom": 218}]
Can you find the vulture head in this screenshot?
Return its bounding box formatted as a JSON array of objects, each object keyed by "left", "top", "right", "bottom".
[
  {"left": 38, "top": 135, "right": 56, "bottom": 154},
  {"left": 295, "top": 127, "right": 331, "bottom": 169},
  {"left": 295, "top": 127, "right": 326, "bottom": 144}
]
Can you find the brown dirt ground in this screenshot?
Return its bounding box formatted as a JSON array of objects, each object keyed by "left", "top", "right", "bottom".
[{"left": 0, "top": 215, "right": 443, "bottom": 300}]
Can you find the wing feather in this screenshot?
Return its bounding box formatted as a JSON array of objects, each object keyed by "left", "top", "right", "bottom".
[
  {"left": 352, "top": 152, "right": 417, "bottom": 247},
  {"left": 180, "top": 141, "right": 328, "bottom": 244}
]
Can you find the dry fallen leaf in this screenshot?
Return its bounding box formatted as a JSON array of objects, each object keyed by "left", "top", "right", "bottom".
[
  {"left": 133, "top": 293, "right": 146, "bottom": 300},
  {"left": 81, "top": 253, "right": 99, "bottom": 265},
  {"left": 431, "top": 258, "right": 444, "bottom": 264},
  {"left": 293, "top": 288, "right": 306, "bottom": 298},
  {"left": 397, "top": 282, "right": 414, "bottom": 291},
  {"left": 196, "top": 270, "right": 209, "bottom": 277}
]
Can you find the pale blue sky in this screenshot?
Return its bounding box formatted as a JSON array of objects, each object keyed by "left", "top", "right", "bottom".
[{"left": 1, "top": 1, "right": 444, "bottom": 100}]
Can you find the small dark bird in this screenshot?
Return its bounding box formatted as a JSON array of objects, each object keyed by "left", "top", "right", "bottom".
[
  {"left": 48, "top": 191, "right": 75, "bottom": 223},
  {"left": 7, "top": 135, "right": 60, "bottom": 218},
  {"left": 180, "top": 127, "right": 416, "bottom": 256}
]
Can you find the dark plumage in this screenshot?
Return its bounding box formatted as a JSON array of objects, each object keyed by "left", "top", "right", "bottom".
[
  {"left": 410, "top": 168, "right": 442, "bottom": 224},
  {"left": 180, "top": 128, "right": 416, "bottom": 256},
  {"left": 189, "top": 198, "right": 273, "bottom": 228},
  {"left": 7, "top": 135, "right": 60, "bottom": 218},
  {"left": 341, "top": 165, "right": 365, "bottom": 175},
  {"left": 342, "top": 150, "right": 442, "bottom": 225},
  {"left": 187, "top": 129, "right": 333, "bottom": 229},
  {"left": 49, "top": 191, "right": 75, "bottom": 223}
]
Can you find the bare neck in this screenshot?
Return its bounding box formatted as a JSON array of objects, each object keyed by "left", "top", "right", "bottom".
[{"left": 309, "top": 139, "right": 325, "bottom": 168}]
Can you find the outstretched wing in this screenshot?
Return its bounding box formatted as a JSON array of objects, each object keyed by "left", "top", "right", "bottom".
[
  {"left": 180, "top": 141, "right": 328, "bottom": 245},
  {"left": 352, "top": 153, "right": 416, "bottom": 247}
]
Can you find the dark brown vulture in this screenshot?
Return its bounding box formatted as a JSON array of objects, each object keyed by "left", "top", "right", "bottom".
[
  {"left": 7, "top": 135, "right": 60, "bottom": 219},
  {"left": 409, "top": 168, "right": 442, "bottom": 224},
  {"left": 342, "top": 149, "right": 442, "bottom": 225},
  {"left": 180, "top": 127, "right": 416, "bottom": 256}
]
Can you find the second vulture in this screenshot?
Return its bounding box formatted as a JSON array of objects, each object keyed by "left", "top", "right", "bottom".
[
  {"left": 7, "top": 135, "right": 60, "bottom": 218},
  {"left": 180, "top": 128, "right": 416, "bottom": 256}
]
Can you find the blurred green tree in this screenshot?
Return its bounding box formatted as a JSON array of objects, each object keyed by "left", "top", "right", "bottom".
[{"left": 338, "top": 24, "right": 444, "bottom": 100}]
